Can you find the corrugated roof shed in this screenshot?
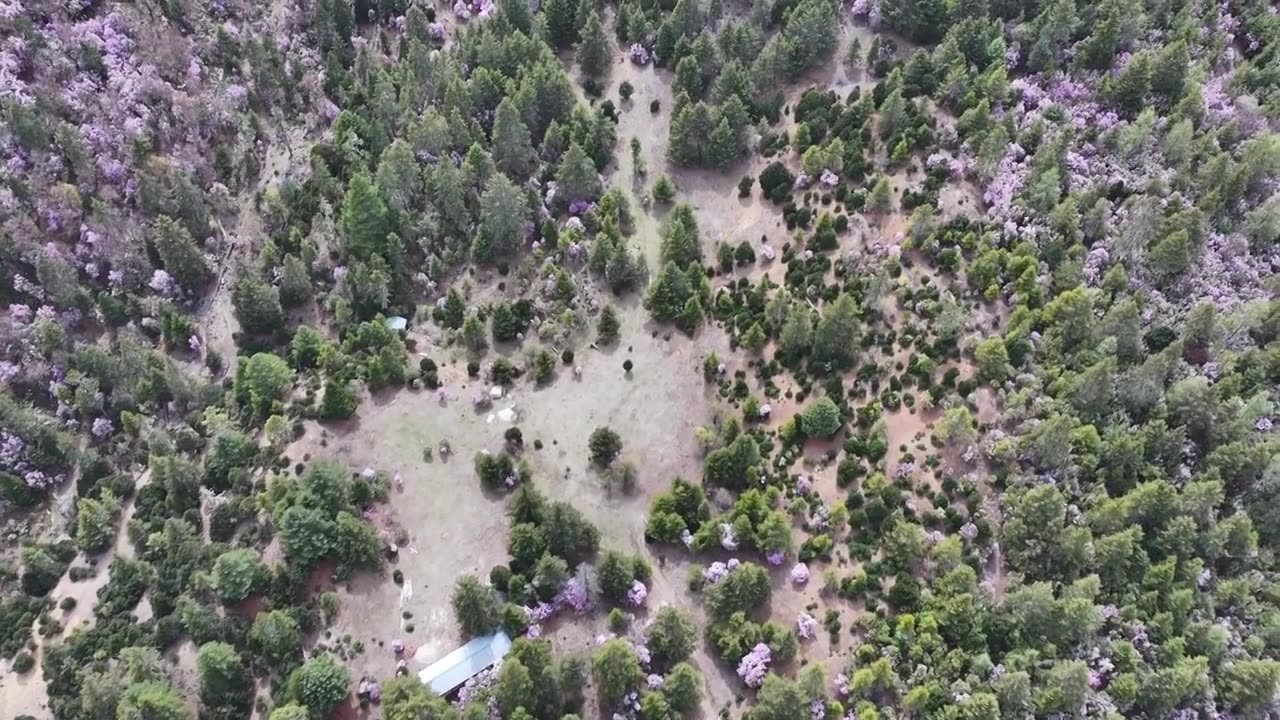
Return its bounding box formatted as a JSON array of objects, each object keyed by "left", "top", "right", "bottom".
[{"left": 418, "top": 632, "right": 512, "bottom": 695}]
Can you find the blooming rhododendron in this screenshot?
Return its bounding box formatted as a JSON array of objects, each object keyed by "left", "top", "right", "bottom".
[
  {"left": 790, "top": 563, "right": 810, "bottom": 585},
  {"left": 703, "top": 561, "right": 730, "bottom": 584},
  {"left": 626, "top": 580, "right": 648, "bottom": 607},
  {"left": 796, "top": 612, "right": 818, "bottom": 640},
  {"left": 737, "top": 643, "right": 771, "bottom": 687}
]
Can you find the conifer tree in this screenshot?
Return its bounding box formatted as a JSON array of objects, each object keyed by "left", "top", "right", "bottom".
[
  {"left": 476, "top": 174, "right": 530, "bottom": 263},
  {"left": 320, "top": 379, "right": 358, "bottom": 420},
  {"left": 152, "top": 217, "right": 213, "bottom": 292},
  {"left": 812, "top": 294, "right": 861, "bottom": 369},
  {"left": 232, "top": 271, "right": 285, "bottom": 335},
  {"left": 492, "top": 98, "right": 537, "bottom": 180},
  {"left": 869, "top": 176, "right": 893, "bottom": 215},
  {"left": 668, "top": 102, "right": 715, "bottom": 166},
  {"left": 555, "top": 143, "right": 603, "bottom": 204},
  {"left": 545, "top": 0, "right": 579, "bottom": 49},
  {"left": 778, "top": 303, "right": 813, "bottom": 362},
  {"left": 605, "top": 243, "right": 642, "bottom": 294},
  {"left": 1103, "top": 51, "right": 1152, "bottom": 116},
  {"left": 279, "top": 254, "right": 311, "bottom": 308},
  {"left": 499, "top": 0, "right": 533, "bottom": 34},
  {"left": 658, "top": 205, "right": 703, "bottom": 266},
  {"left": 598, "top": 304, "right": 621, "bottom": 343},
  {"left": 672, "top": 57, "right": 704, "bottom": 101},
  {"left": 341, "top": 173, "right": 391, "bottom": 261},
  {"left": 742, "top": 322, "right": 767, "bottom": 353},
  {"left": 644, "top": 261, "right": 694, "bottom": 322},
  {"left": 375, "top": 139, "right": 422, "bottom": 216},
  {"left": 463, "top": 312, "right": 489, "bottom": 352},
  {"left": 577, "top": 10, "right": 612, "bottom": 79},
  {"left": 707, "top": 117, "right": 739, "bottom": 168},
  {"left": 1150, "top": 40, "right": 1188, "bottom": 104},
  {"left": 438, "top": 288, "right": 467, "bottom": 329},
  {"left": 678, "top": 296, "right": 704, "bottom": 334}
]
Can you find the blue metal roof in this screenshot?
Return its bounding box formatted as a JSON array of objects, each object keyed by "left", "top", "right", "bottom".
[{"left": 418, "top": 632, "right": 512, "bottom": 695}]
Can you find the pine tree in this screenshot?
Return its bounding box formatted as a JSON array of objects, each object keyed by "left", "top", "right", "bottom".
[
  {"left": 151, "top": 217, "right": 213, "bottom": 292},
  {"left": 1027, "top": 0, "right": 1077, "bottom": 72},
  {"left": 644, "top": 261, "right": 694, "bottom": 322},
  {"left": 654, "top": 20, "right": 680, "bottom": 67},
  {"left": 678, "top": 296, "right": 704, "bottom": 335},
  {"left": 279, "top": 254, "right": 311, "bottom": 308},
  {"left": 669, "top": 0, "right": 701, "bottom": 36},
  {"left": 232, "top": 271, "right": 285, "bottom": 335},
  {"left": 658, "top": 205, "right": 702, "bottom": 266},
  {"left": 672, "top": 56, "right": 704, "bottom": 101},
  {"left": 375, "top": 139, "right": 422, "bottom": 216},
  {"left": 1150, "top": 40, "right": 1188, "bottom": 104},
  {"left": 320, "top": 379, "right": 360, "bottom": 417},
  {"left": 476, "top": 174, "right": 530, "bottom": 263},
  {"left": 812, "top": 293, "right": 861, "bottom": 369},
  {"left": 463, "top": 312, "right": 489, "bottom": 352},
  {"left": 555, "top": 143, "right": 603, "bottom": 204},
  {"left": 1074, "top": 0, "right": 1119, "bottom": 70},
  {"left": 438, "top": 288, "right": 466, "bottom": 329},
  {"left": 605, "top": 243, "right": 642, "bottom": 294},
  {"left": 1103, "top": 51, "right": 1152, "bottom": 117},
  {"left": 868, "top": 176, "right": 893, "bottom": 215},
  {"left": 742, "top": 322, "right": 767, "bottom": 353},
  {"left": 652, "top": 176, "right": 677, "bottom": 204},
  {"left": 777, "top": 0, "right": 838, "bottom": 75},
  {"left": 341, "top": 173, "right": 391, "bottom": 261},
  {"left": 707, "top": 117, "right": 738, "bottom": 168},
  {"left": 492, "top": 98, "right": 537, "bottom": 180},
  {"left": 668, "top": 102, "right": 715, "bottom": 166},
  {"left": 499, "top": 0, "right": 532, "bottom": 34},
  {"left": 598, "top": 304, "right": 621, "bottom": 343},
  {"left": 577, "top": 10, "right": 612, "bottom": 78},
  {"left": 1147, "top": 229, "right": 1195, "bottom": 280},
  {"left": 545, "top": 0, "right": 579, "bottom": 49},
  {"left": 889, "top": 0, "right": 947, "bottom": 44},
  {"left": 461, "top": 143, "right": 497, "bottom": 193},
  {"left": 778, "top": 303, "right": 813, "bottom": 362}
]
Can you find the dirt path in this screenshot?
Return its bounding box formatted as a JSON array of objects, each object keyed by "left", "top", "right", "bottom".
[
  {"left": 0, "top": 469, "right": 151, "bottom": 718},
  {"left": 197, "top": 122, "right": 316, "bottom": 375}
]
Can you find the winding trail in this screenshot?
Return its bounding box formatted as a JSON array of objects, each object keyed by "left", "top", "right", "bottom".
[{"left": 0, "top": 469, "right": 151, "bottom": 718}]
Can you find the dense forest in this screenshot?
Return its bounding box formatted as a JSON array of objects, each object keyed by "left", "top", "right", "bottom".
[{"left": 0, "top": 0, "right": 1277, "bottom": 716}]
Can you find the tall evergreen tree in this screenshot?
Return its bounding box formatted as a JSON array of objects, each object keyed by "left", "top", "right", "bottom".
[
  {"left": 232, "top": 271, "right": 286, "bottom": 335},
  {"left": 476, "top": 175, "right": 530, "bottom": 263},
  {"left": 658, "top": 205, "right": 703, "bottom": 266},
  {"left": 644, "top": 261, "right": 694, "bottom": 322},
  {"left": 492, "top": 98, "right": 537, "bottom": 180},
  {"left": 545, "top": 0, "right": 579, "bottom": 49},
  {"left": 278, "top": 254, "right": 312, "bottom": 308},
  {"left": 1150, "top": 40, "right": 1188, "bottom": 104},
  {"left": 499, "top": 0, "right": 533, "bottom": 34},
  {"left": 341, "top": 173, "right": 391, "bottom": 261},
  {"left": 668, "top": 101, "right": 716, "bottom": 166},
  {"left": 812, "top": 293, "right": 861, "bottom": 369},
  {"left": 555, "top": 143, "right": 603, "bottom": 204},
  {"left": 707, "top": 117, "right": 739, "bottom": 168},
  {"left": 1103, "top": 51, "right": 1152, "bottom": 116},
  {"left": 151, "top": 217, "right": 213, "bottom": 292},
  {"left": 375, "top": 139, "right": 422, "bottom": 216},
  {"left": 577, "top": 10, "right": 612, "bottom": 78},
  {"left": 869, "top": 176, "right": 894, "bottom": 214}
]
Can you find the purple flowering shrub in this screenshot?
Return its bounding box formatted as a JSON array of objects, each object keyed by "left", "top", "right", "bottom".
[{"left": 736, "top": 643, "right": 770, "bottom": 687}]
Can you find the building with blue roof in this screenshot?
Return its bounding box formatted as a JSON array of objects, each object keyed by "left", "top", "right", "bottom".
[{"left": 418, "top": 632, "right": 513, "bottom": 696}]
